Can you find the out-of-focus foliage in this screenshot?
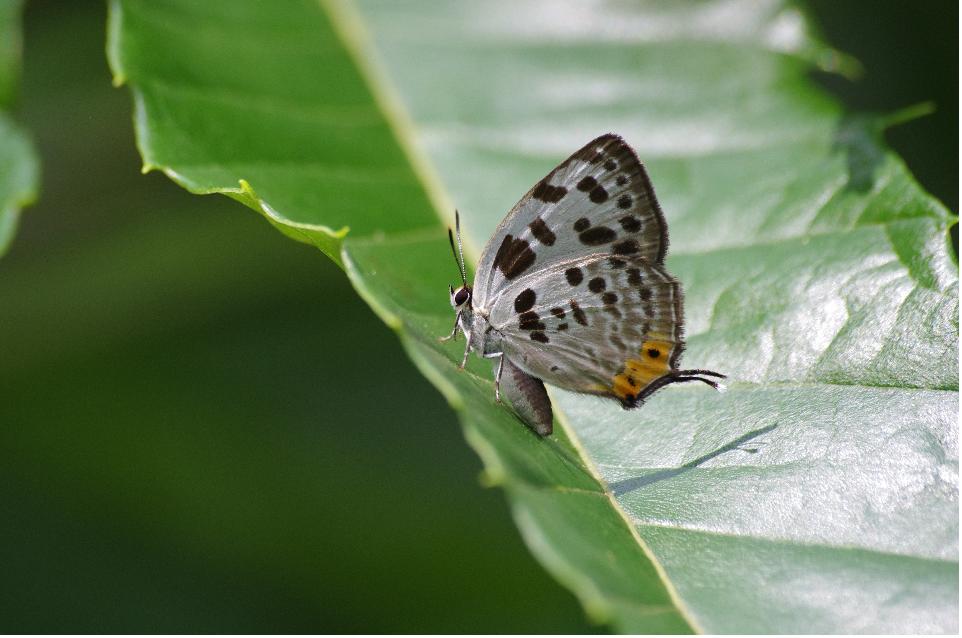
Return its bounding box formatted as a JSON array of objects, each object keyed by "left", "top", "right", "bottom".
[
  {"left": 107, "top": 0, "right": 957, "bottom": 633},
  {"left": 0, "top": 0, "right": 39, "bottom": 255},
  {"left": 0, "top": 4, "right": 594, "bottom": 633}
]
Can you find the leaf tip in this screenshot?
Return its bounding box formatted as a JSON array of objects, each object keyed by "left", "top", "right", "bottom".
[
  {"left": 582, "top": 599, "right": 613, "bottom": 625},
  {"left": 816, "top": 47, "right": 863, "bottom": 80},
  {"left": 881, "top": 102, "right": 937, "bottom": 130},
  {"left": 478, "top": 468, "right": 505, "bottom": 488},
  {"left": 237, "top": 178, "right": 256, "bottom": 197}
]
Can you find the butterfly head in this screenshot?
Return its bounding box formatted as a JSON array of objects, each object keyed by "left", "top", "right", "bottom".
[
  {"left": 447, "top": 210, "right": 472, "bottom": 310},
  {"left": 449, "top": 284, "right": 472, "bottom": 309}
]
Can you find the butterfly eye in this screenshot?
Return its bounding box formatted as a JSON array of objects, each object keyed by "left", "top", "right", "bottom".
[{"left": 454, "top": 287, "right": 471, "bottom": 306}]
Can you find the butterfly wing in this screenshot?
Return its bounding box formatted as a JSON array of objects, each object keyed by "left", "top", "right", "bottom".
[
  {"left": 492, "top": 255, "right": 685, "bottom": 407},
  {"left": 473, "top": 133, "right": 668, "bottom": 314}
]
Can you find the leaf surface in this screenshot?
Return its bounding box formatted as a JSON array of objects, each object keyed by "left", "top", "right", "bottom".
[{"left": 108, "top": 0, "right": 958, "bottom": 632}]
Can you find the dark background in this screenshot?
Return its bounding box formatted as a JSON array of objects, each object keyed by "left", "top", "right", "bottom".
[
  {"left": 0, "top": 1, "right": 956, "bottom": 633},
  {"left": 809, "top": 0, "right": 958, "bottom": 214}
]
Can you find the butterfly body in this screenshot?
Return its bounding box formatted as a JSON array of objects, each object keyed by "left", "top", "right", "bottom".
[{"left": 443, "top": 134, "right": 725, "bottom": 436}]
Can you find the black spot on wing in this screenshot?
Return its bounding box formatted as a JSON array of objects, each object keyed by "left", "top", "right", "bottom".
[
  {"left": 573, "top": 217, "right": 591, "bottom": 232},
  {"left": 588, "top": 277, "right": 606, "bottom": 293},
  {"left": 577, "top": 176, "right": 598, "bottom": 191},
  {"left": 519, "top": 311, "right": 545, "bottom": 331},
  {"left": 579, "top": 226, "right": 616, "bottom": 245},
  {"left": 565, "top": 267, "right": 583, "bottom": 286},
  {"left": 530, "top": 331, "right": 549, "bottom": 343},
  {"left": 602, "top": 292, "right": 618, "bottom": 304},
  {"left": 619, "top": 215, "right": 641, "bottom": 232},
  {"left": 570, "top": 300, "right": 588, "bottom": 326},
  {"left": 612, "top": 239, "right": 640, "bottom": 255},
  {"left": 492, "top": 234, "right": 536, "bottom": 280},
  {"left": 491, "top": 235, "right": 511, "bottom": 273},
  {"left": 528, "top": 217, "right": 556, "bottom": 246},
  {"left": 577, "top": 175, "right": 608, "bottom": 203},
  {"left": 531, "top": 180, "right": 567, "bottom": 204},
  {"left": 617, "top": 195, "right": 633, "bottom": 210},
  {"left": 590, "top": 185, "right": 609, "bottom": 204},
  {"left": 550, "top": 307, "right": 566, "bottom": 318},
  {"left": 514, "top": 288, "right": 536, "bottom": 313}
]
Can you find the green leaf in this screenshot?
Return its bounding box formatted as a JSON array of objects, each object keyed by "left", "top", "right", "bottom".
[
  {"left": 0, "top": 0, "right": 40, "bottom": 256},
  {"left": 107, "top": 0, "right": 958, "bottom": 633},
  {"left": 105, "top": 0, "right": 439, "bottom": 264}
]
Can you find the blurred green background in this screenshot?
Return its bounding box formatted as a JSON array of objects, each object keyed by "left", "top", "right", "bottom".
[{"left": 0, "top": 1, "right": 956, "bottom": 633}]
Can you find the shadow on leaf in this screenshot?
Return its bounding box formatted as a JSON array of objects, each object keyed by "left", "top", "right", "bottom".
[{"left": 609, "top": 423, "right": 779, "bottom": 497}]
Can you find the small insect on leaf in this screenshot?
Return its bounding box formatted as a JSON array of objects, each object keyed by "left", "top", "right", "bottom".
[{"left": 441, "top": 134, "right": 725, "bottom": 435}]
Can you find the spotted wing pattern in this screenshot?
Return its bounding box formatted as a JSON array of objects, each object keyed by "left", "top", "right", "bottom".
[
  {"left": 491, "top": 254, "right": 685, "bottom": 407},
  {"left": 472, "top": 134, "right": 668, "bottom": 313}
]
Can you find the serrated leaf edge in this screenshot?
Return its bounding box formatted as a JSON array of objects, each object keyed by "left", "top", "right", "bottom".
[{"left": 321, "top": 0, "right": 701, "bottom": 632}]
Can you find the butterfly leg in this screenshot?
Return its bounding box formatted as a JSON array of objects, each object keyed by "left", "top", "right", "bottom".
[
  {"left": 459, "top": 337, "right": 471, "bottom": 369},
  {"left": 494, "top": 354, "right": 504, "bottom": 403},
  {"left": 438, "top": 309, "right": 462, "bottom": 343}
]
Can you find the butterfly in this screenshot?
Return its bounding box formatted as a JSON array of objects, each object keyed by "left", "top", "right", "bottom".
[{"left": 441, "top": 133, "right": 725, "bottom": 436}]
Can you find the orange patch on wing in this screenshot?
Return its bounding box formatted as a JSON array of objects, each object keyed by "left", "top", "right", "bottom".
[{"left": 610, "top": 339, "right": 673, "bottom": 401}]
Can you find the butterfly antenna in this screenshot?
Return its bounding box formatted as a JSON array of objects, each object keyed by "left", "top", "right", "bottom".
[
  {"left": 449, "top": 210, "right": 467, "bottom": 286},
  {"left": 448, "top": 228, "right": 466, "bottom": 287}
]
